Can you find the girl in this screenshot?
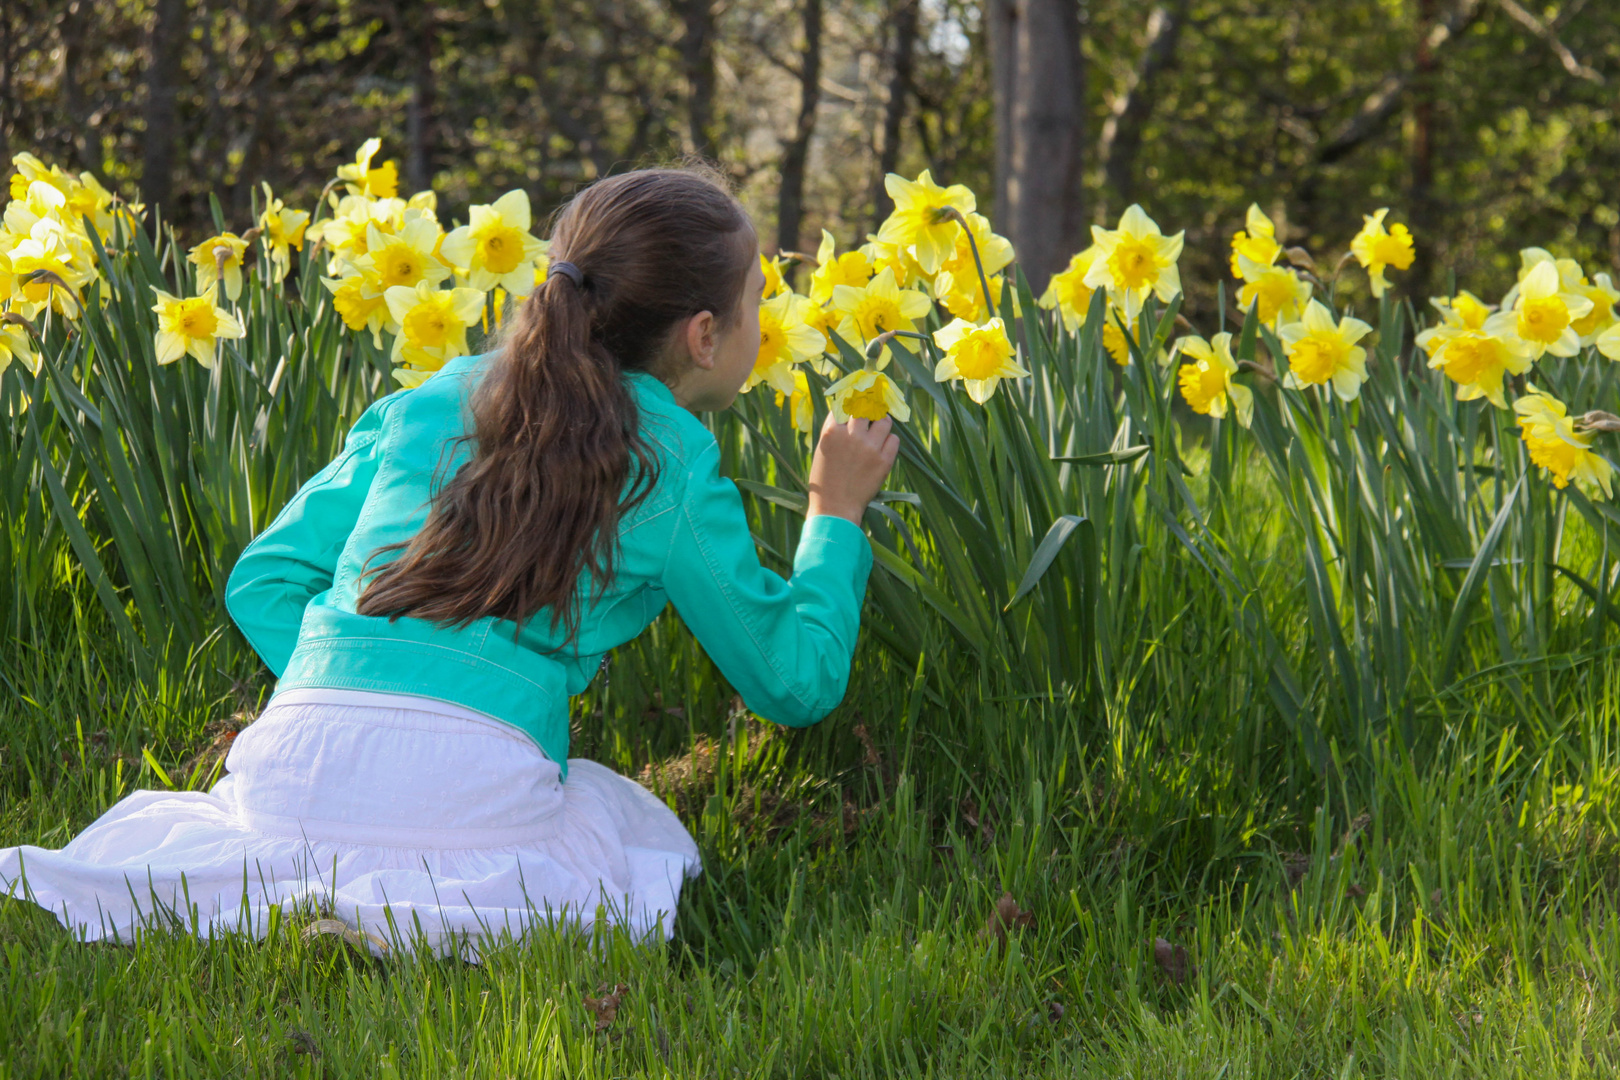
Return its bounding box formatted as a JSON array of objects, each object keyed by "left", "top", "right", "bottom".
[{"left": 1, "top": 167, "right": 898, "bottom": 953}]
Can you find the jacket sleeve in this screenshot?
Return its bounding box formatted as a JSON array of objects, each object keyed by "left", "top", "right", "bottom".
[
  {"left": 225, "top": 396, "right": 393, "bottom": 676},
  {"left": 660, "top": 442, "right": 873, "bottom": 727}
]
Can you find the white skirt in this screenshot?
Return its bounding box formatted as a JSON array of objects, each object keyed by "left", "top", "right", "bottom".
[{"left": 0, "top": 689, "right": 701, "bottom": 955}]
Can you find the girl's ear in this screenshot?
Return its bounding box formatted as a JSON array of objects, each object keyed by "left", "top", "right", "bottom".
[{"left": 683, "top": 310, "right": 719, "bottom": 370}]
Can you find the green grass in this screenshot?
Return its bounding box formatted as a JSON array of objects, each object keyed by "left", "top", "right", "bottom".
[{"left": 5, "top": 599, "right": 1620, "bottom": 1078}]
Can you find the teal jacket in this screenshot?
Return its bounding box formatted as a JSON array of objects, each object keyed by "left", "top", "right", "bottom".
[{"left": 225, "top": 354, "right": 873, "bottom": 776}]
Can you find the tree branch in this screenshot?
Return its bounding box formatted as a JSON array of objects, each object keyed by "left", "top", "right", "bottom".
[
  {"left": 1098, "top": 0, "right": 1191, "bottom": 205},
  {"left": 1494, "top": 0, "right": 1603, "bottom": 83},
  {"left": 1315, "top": 0, "right": 1483, "bottom": 165}
]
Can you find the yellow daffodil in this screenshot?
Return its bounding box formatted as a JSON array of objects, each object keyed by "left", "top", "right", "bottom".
[
  {"left": 188, "top": 232, "right": 249, "bottom": 302},
  {"left": 860, "top": 233, "right": 929, "bottom": 290},
  {"left": 1419, "top": 292, "right": 1493, "bottom": 355},
  {"left": 1597, "top": 321, "right": 1620, "bottom": 362},
  {"left": 1038, "top": 247, "right": 1101, "bottom": 332},
  {"left": 749, "top": 292, "right": 825, "bottom": 394},
  {"left": 1236, "top": 254, "right": 1312, "bottom": 328},
  {"left": 257, "top": 184, "right": 310, "bottom": 283},
  {"left": 1503, "top": 248, "right": 1581, "bottom": 305},
  {"left": 1279, "top": 299, "right": 1373, "bottom": 401},
  {"left": 1419, "top": 316, "right": 1534, "bottom": 409},
  {"left": 826, "top": 368, "right": 911, "bottom": 423},
  {"left": 8, "top": 153, "right": 57, "bottom": 203},
  {"left": 810, "top": 230, "right": 873, "bottom": 304},
  {"left": 310, "top": 194, "right": 402, "bottom": 270},
  {"left": 391, "top": 367, "right": 436, "bottom": 389},
  {"left": 1230, "top": 204, "right": 1282, "bottom": 277},
  {"left": 802, "top": 302, "right": 841, "bottom": 375},
  {"left": 62, "top": 172, "right": 116, "bottom": 238},
  {"left": 0, "top": 314, "right": 38, "bottom": 376},
  {"left": 874, "top": 169, "right": 977, "bottom": 276},
  {"left": 441, "top": 190, "right": 546, "bottom": 296},
  {"left": 3, "top": 178, "right": 64, "bottom": 238},
  {"left": 8, "top": 153, "right": 116, "bottom": 238},
  {"left": 936, "top": 211, "right": 1014, "bottom": 280},
  {"left": 1349, "top": 208, "right": 1415, "bottom": 298},
  {"left": 932, "top": 317, "right": 1027, "bottom": 404},
  {"left": 1104, "top": 309, "right": 1137, "bottom": 366},
  {"left": 1569, "top": 272, "right": 1619, "bottom": 345},
  {"left": 150, "top": 284, "right": 245, "bottom": 368},
  {"left": 1503, "top": 250, "right": 1614, "bottom": 346},
  {"left": 8, "top": 226, "right": 91, "bottom": 318},
  {"left": 761, "top": 254, "right": 789, "bottom": 299},
  {"left": 775, "top": 369, "right": 815, "bottom": 437},
  {"left": 1082, "top": 204, "right": 1184, "bottom": 319},
  {"left": 1176, "top": 333, "right": 1252, "bottom": 427},
  {"left": 323, "top": 271, "right": 390, "bottom": 347},
  {"left": 353, "top": 217, "right": 450, "bottom": 302},
  {"left": 934, "top": 269, "right": 1004, "bottom": 324},
  {"left": 532, "top": 250, "right": 552, "bottom": 290},
  {"left": 1510, "top": 260, "right": 1592, "bottom": 360},
  {"left": 1514, "top": 386, "right": 1614, "bottom": 497},
  {"left": 383, "top": 280, "right": 485, "bottom": 367},
  {"left": 2, "top": 179, "right": 63, "bottom": 248},
  {"left": 337, "top": 138, "right": 400, "bottom": 199},
  {"left": 831, "top": 267, "right": 931, "bottom": 363}
]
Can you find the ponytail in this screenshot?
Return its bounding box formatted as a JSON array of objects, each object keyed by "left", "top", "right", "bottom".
[{"left": 356, "top": 166, "right": 756, "bottom": 637}]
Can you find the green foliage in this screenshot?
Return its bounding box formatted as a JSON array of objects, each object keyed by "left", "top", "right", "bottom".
[{"left": 5, "top": 609, "right": 1620, "bottom": 1075}]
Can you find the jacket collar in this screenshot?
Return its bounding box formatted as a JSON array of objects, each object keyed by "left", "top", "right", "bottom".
[{"left": 625, "top": 369, "right": 678, "bottom": 407}]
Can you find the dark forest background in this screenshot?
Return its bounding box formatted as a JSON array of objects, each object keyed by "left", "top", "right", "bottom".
[{"left": 4, "top": 0, "right": 1619, "bottom": 309}]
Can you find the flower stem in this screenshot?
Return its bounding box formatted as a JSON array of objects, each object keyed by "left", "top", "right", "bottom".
[{"left": 941, "top": 207, "right": 996, "bottom": 321}]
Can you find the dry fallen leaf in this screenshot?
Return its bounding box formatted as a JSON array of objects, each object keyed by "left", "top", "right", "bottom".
[
  {"left": 982, "top": 892, "right": 1035, "bottom": 947},
  {"left": 1153, "top": 936, "right": 1192, "bottom": 986},
  {"left": 1578, "top": 410, "right": 1620, "bottom": 433},
  {"left": 286, "top": 1029, "right": 320, "bottom": 1057},
  {"left": 584, "top": 983, "right": 630, "bottom": 1032},
  {"left": 301, "top": 918, "right": 389, "bottom": 956},
  {"left": 853, "top": 722, "right": 882, "bottom": 767}
]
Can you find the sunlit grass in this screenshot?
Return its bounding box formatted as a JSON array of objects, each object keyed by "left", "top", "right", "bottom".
[{"left": 4, "top": 585, "right": 1620, "bottom": 1076}]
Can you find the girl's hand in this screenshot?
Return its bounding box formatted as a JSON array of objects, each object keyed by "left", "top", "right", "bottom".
[{"left": 806, "top": 413, "right": 900, "bottom": 525}]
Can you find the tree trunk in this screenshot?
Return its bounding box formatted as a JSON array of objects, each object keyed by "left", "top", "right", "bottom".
[
  {"left": 140, "top": 0, "right": 188, "bottom": 220},
  {"left": 777, "top": 0, "right": 823, "bottom": 256},
  {"left": 1409, "top": 0, "right": 1439, "bottom": 297},
  {"left": 1098, "top": 0, "right": 1188, "bottom": 214},
  {"left": 677, "top": 0, "right": 718, "bottom": 158},
  {"left": 405, "top": 3, "right": 437, "bottom": 194},
  {"left": 986, "top": 0, "right": 1017, "bottom": 229},
  {"left": 871, "top": 0, "right": 919, "bottom": 228},
  {"left": 228, "top": 0, "right": 278, "bottom": 222},
  {"left": 999, "top": 0, "right": 1085, "bottom": 293}
]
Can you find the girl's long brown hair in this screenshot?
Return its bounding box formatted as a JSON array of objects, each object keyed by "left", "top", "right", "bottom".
[{"left": 355, "top": 167, "right": 756, "bottom": 638}]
